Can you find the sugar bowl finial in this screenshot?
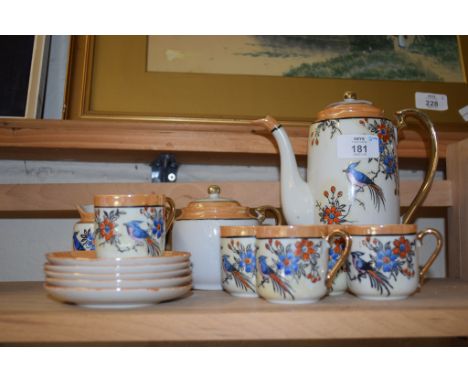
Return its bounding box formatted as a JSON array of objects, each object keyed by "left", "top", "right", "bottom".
[
  {"left": 344, "top": 91, "right": 357, "bottom": 100},
  {"left": 208, "top": 184, "right": 221, "bottom": 197}
]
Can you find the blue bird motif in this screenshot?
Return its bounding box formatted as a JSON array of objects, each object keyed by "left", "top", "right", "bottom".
[
  {"left": 222, "top": 255, "right": 255, "bottom": 293},
  {"left": 72, "top": 231, "right": 85, "bottom": 251},
  {"left": 258, "top": 255, "right": 295, "bottom": 300},
  {"left": 124, "top": 220, "right": 162, "bottom": 256},
  {"left": 349, "top": 251, "right": 393, "bottom": 296},
  {"left": 343, "top": 161, "right": 386, "bottom": 210}
]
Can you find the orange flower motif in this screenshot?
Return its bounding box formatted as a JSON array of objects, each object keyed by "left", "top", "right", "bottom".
[
  {"left": 332, "top": 237, "right": 346, "bottom": 254},
  {"left": 323, "top": 206, "right": 342, "bottom": 224},
  {"left": 377, "top": 123, "right": 391, "bottom": 143},
  {"left": 295, "top": 239, "right": 316, "bottom": 260},
  {"left": 99, "top": 218, "right": 115, "bottom": 241},
  {"left": 392, "top": 236, "right": 411, "bottom": 258}
]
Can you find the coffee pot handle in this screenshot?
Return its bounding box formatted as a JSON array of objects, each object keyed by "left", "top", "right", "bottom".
[
  {"left": 253, "top": 205, "right": 283, "bottom": 225},
  {"left": 395, "top": 109, "right": 439, "bottom": 224}
]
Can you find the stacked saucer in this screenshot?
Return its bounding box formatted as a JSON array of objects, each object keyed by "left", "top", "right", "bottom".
[{"left": 44, "top": 251, "right": 192, "bottom": 309}]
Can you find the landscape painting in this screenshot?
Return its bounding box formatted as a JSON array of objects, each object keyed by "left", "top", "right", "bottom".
[{"left": 147, "top": 35, "right": 463, "bottom": 83}]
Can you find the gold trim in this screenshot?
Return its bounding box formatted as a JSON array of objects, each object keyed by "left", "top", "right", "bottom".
[
  {"left": 396, "top": 109, "right": 439, "bottom": 224},
  {"left": 417, "top": 228, "right": 443, "bottom": 286},
  {"left": 165, "top": 197, "right": 176, "bottom": 231},
  {"left": 325, "top": 229, "right": 351, "bottom": 289},
  {"left": 252, "top": 205, "right": 283, "bottom": 225}
]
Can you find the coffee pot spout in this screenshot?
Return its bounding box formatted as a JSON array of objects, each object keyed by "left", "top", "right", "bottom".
[{"left": 253, "top": 116, "right": 315, "bottom": 224}]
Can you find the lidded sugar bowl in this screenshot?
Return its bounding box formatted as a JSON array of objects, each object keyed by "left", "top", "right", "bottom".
[{"left": 172, "top": 185, "right": 282, "bottom": 290}]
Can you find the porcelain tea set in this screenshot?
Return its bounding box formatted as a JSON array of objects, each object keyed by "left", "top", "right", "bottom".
[{"left": 45, "top": 92, "right": 443, "bottom": 308}]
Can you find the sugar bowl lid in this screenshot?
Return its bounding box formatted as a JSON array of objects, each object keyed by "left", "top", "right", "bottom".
[
  {"left": 177, "top": 185, "right": 256, "bottom": 220},
  {"left": 316, "top": 91, "right": 385, "bottom": 121}
]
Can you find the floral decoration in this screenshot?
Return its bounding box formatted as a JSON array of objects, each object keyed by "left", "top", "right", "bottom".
[
  {"left": 348, "top": 235, "right": 416, "bottom": 296},
  {"left": 310, "top": 119, "right": 342, "bottom": 146},
  {"left": 263, "top": 238, "right": 322, "bottom": 283},
  {"left": 95, "top": 208, "right": 125, "bottom": 247},
  {"left": 221, "top": 239, "right": 257, "bottom": 293},
  {"left": 316, "top": 186, "right": 351, "bottom": 224}
]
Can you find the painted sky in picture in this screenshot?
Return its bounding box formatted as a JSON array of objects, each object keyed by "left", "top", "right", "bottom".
[{"left": 147, "top": 36, "right": 463, "bottom": 83}]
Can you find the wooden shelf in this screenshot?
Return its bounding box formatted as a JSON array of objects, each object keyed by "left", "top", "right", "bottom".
[
  {"left": 0, "top": 180, "right": 453, "bottom": 214},
  {"left": 0, "top": 280, "right": 467, "bottom": 345},
  {"left": 1, "top": 118, "right": 467, "bottom": 163}
]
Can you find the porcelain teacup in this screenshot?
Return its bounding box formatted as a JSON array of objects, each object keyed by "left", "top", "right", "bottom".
[
  {"left": 255, "top": 225, "right": 351, "bottom": 304},
  {"left": 72, "top": 204, "right": 95, "bottom": 251},
  {"left": 220, "top": 225, "right": 258, "bottom": 298},
  {"left": 344, "top": 224, "right": 442, "bottom": 300},
  {"left": 94, "top": 194, "right": 175, "bottom": 258}
]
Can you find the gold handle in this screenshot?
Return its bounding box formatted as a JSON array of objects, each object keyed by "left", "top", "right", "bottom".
[
  {"left": 417, "top": 228, "right": 443, "bottom": 286},
  {"left": 165, "top": 197, "right": 176, "bottom": 232},
  {"left": 253, "top": 205, "right": 283, "bottom": 225},
  {"left": 325, "top": 229, "right": 352, "bottom": 289},
  {"left": 395, "top": 109, "right": 439, "bottom": 223}
]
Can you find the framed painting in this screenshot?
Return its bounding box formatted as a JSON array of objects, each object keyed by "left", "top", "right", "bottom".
[
  {"left": 65, "top": 35, "right": 468, "bottom": 127},
  {"left": 0, "top": 35, "right": 49, "bottom": 118}
]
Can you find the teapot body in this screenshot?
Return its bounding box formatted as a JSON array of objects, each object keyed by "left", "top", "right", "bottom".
[
  {"left": 309, "top": 117, "right": 400, "bottom": 225},
  {"left": 254, "top": 93, "right": 438, "bottom": 227}
]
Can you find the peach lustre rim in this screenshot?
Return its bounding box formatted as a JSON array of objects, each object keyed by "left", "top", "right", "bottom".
[
  {"left": 255, "top": 225, "right": 328, "bottom": 239},
  {"left": 335, "top": 224, "right": 417, "bottom": 236},
  {"left": 220, "top": 225, "right": 257, "bottom": 237},
  {"left": 94, "top": 194, "right": 167, "bottom": 207}
]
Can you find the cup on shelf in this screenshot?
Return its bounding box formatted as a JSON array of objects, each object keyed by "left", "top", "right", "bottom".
[
  {"left": 255, "top": 225, "right": 351, "bottom": 304},
  {"left": 94, "top": 194, "right": 175, "bottom": 258},
  {"left": 72, "top": 204, "right": 96, "bottom": 252},
  {"left": 344, "top": 224, "right": 443, "bottom": 300},
  {"left": 220, "top": 225, "right": 258, "bottom": 298}
]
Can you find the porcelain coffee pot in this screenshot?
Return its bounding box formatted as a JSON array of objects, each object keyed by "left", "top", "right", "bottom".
[{"left": 254, "top": 92, "right": 439, "bottom": 225}]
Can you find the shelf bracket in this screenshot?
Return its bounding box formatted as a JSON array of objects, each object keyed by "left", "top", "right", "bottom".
[{"left": 150, "top": 154, "right": 179, "bottom": 183}]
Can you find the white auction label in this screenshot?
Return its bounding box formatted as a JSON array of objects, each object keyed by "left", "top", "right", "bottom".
[
  {"left": 337, "top": 135, "right": 379, "bottom": 159},
  {"left": 415, "top": 92, "right": 448, "bottom": 111},
  {"left": 459, "top": 105, "right": 468, "bottom": 122}
]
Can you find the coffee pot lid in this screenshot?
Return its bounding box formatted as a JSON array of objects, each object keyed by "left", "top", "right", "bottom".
[
  {"left": 316, "top": 91, "right": 385, "bottom": 121},
  {"left": 177, "top": 185, "right": 255, "bottom": 220}
]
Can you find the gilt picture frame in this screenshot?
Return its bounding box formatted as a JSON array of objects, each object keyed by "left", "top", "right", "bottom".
[{"left": 65, "top": 35, "right": 468, "bottom": 127}]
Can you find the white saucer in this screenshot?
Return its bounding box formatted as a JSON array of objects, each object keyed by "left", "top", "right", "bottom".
[
  {"left": 44, "top": 268, "right": 191, "bottom": 280},
  {"left": 44, "top": 284, "right": 192, "bottom": 309},
  {"left": 44, "top": 261, "right": 190, "bottom": 274},
  {"left": 46, "top": 251, "right": 190, "bottom": 266},
  {"left": 46, "top": 274, "right": 192, "bottom": 289}
]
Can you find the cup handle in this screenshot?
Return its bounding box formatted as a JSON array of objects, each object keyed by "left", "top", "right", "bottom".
[
  {"left": 395, "top": 109, "right": 439, "bottom": 224},
  {"left": 252, "top": 205, "right": 283, "bottom": 225},
  {"left": 165, "top": 197, "right": 176, "bottom": 232},
  {"left": 324, "top": 229, "right": 352, "bottom": 289},
  {"left": 416, "top": 228, "right": 443, "bottom": 286}
]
